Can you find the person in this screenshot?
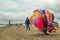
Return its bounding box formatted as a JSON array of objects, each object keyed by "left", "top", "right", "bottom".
[
  {"left": 8, "top": 20, "right": 11, "bottom": 28},
  {"left": 25, "top": 17, "right": 30, "bottom": 30},
  {"left": 17, "top": 24, "right": 20, "bottom": 28},
  {"left": 43, "top": 15, "right": 49, "bottom": 35}
]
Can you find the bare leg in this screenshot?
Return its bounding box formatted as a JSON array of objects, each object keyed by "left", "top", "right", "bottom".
[
  {"left": 44, "top": 27, "right": 49, "bottom": 35},
  {"left": 29, "top": 27, "right": 30, "bottom": 30},
  {"left": 26, "top": 27, "right": 28, "bottom": 30}
]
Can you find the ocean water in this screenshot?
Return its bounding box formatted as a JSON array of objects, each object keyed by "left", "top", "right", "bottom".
[{"left": 0, "top": 25, "right": 7, "bottom": 27}]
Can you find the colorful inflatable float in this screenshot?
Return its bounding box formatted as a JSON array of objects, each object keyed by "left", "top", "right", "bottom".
[{"left": 30, "top": 9, "right": 56, "bottom": 33}]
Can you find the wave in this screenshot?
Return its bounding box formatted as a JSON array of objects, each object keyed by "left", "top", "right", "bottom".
[{"left": 0, "top": 25, "right": 7, "bottom": 27}]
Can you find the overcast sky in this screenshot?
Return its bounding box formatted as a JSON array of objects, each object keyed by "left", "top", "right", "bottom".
[{"left": 0, "top": 0, "right": 60, "bottom": 24}]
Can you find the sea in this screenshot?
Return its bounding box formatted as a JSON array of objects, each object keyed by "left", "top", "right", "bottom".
[{"left": 0, "top": 25, "right": 7, "bottom": 27}]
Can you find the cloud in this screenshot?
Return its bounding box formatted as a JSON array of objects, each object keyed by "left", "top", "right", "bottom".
[
  {"left": 0, "top": 0, "right": 60, "bottom": 24},
  {"left": 0, "top": 12, "right": 27, "bottom": 24}
]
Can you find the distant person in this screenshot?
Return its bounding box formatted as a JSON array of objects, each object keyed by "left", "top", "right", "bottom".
[
  {"left": 8, "top": 20, "right": 11, "bottom": 28},
  {"left": 17, "top": 24, "right": 20, "bottom": 28},
  {"left": 16, "top": 23, "right": 17, "bottom": 26},
  {"left": 25, "top": 17, "right": 30, "bottom": 30}
]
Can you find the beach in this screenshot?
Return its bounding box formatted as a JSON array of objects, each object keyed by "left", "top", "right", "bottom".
[{"left": 0, "top": 25, "right": 60, "bottom": 40}]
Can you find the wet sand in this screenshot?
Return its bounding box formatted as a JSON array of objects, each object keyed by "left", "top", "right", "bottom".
[{"left": 0, "top": 25, "right": 60, "bottom": 40}]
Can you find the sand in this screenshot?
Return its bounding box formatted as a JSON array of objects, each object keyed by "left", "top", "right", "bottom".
[{"left": 0, "top": 25, "right": 60, "bottom": 40}]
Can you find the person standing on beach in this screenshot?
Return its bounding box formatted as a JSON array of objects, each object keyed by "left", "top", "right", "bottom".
[
  {"left": 8, "top": 20, "right": 11, "bottom": 28},
  {"left": 25, "top": 17, "right": 30, "bottom": 30},
  {"left": 43, "top": 15, "right": 49, "bottom": 35},
  {"left": 17, "top": 24, "right": 20, "bottom": 28}
]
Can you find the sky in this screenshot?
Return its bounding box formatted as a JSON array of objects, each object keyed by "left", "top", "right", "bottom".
[{"left": 0, "top": 0, "right": 60, "bottom": 24}]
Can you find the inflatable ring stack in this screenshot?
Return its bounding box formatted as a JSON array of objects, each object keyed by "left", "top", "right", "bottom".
[{"left": 30, "top": 9, "right": 56, "bottom": 33}]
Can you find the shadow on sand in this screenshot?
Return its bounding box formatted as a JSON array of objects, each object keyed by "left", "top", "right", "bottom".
[{"left": 29, "top": 33, "right": 60, "bottom": 38}]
